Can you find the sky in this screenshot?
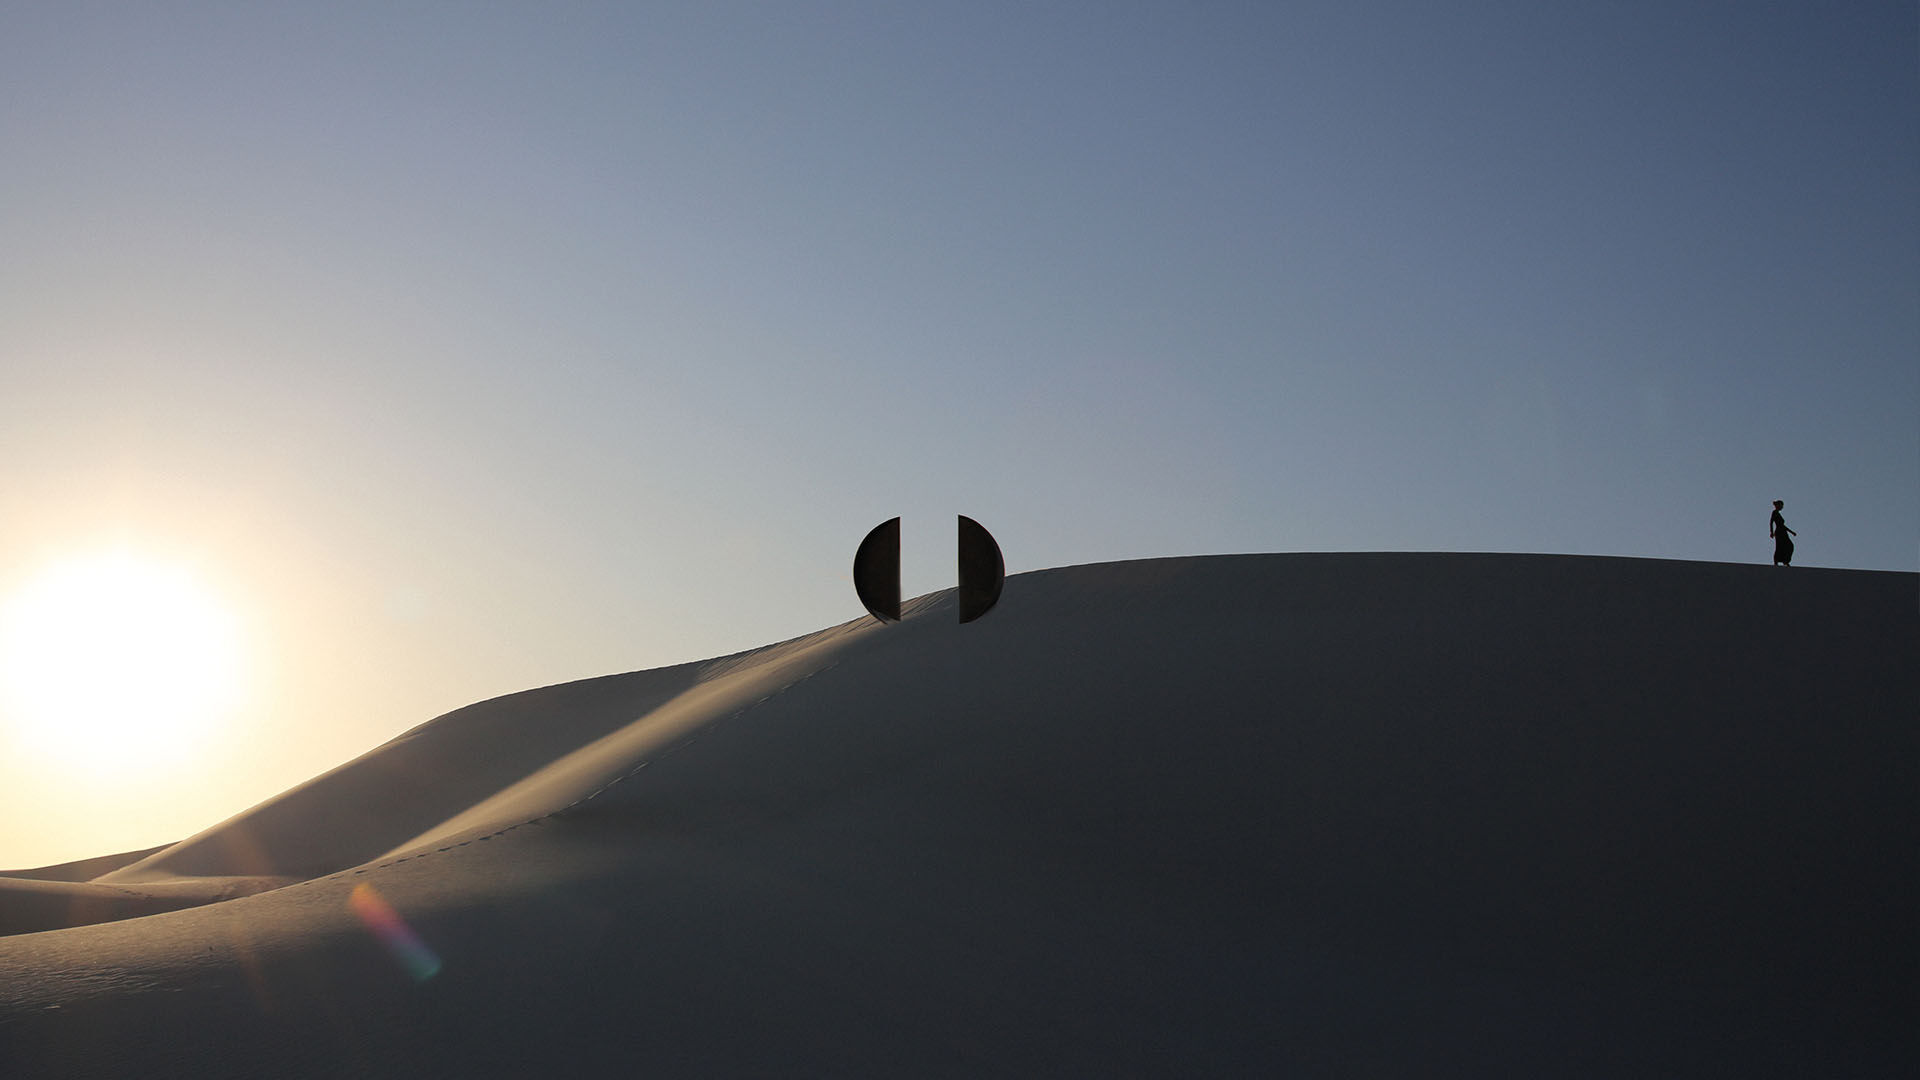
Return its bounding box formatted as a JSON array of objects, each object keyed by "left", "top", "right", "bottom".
[{"left": 2, "top": 1, "right": 1914, "bottom": 870}]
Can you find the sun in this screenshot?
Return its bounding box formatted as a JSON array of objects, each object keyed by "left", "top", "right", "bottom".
[{"left": 0, "top": 550, "right": 246, "bottom": 776}]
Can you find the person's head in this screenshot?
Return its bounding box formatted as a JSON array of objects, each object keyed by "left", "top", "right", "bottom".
[{"left": 1773, "top": 500, "right": 1784, "bottom": 509}]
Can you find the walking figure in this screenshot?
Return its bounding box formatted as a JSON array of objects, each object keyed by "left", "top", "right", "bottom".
[{"left": 1769, "top": 500, "right": 1796, "bottom": 566}]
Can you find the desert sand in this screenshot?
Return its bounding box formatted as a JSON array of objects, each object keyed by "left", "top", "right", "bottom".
[{"left": 1, "top": 553, "right": 1912, "bottom": 1076}]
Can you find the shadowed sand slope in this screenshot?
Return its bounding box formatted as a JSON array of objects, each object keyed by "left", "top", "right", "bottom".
[{"left": 0, "top": 553, "right": 1912, "bottom": 1077}]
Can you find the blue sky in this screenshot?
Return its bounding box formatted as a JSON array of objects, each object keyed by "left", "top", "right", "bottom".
[{"left": 1, "top": 1, "right": 1914, "bottom": 866}]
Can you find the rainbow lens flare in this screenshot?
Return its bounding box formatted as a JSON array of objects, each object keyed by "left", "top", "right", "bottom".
[{"left": 349, "top": 883, "right": 442, "bottom": 981}]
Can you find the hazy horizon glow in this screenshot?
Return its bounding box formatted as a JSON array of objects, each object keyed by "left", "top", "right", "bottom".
[{"left": 3, "top": 2, "right": 1914, "bottom": 868}]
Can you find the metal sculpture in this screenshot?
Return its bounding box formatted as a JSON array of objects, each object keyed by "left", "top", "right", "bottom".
[
  {"left": 852, "top": 516, "right": 1004, "bottom": 624},
  {"left": 851, "top": 517, "right": 902, "bottom": 623}
]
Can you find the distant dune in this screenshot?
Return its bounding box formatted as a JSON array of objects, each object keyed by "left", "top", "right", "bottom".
[{"left": 1, "top": 554, "right": 1913, "bottom": 1077}]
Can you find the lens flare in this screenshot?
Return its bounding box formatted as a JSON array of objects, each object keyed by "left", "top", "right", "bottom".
[{"left": 349, "top": 883, "right": 442, "bottom": 981}]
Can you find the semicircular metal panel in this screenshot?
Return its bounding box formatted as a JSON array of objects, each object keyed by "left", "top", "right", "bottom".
[
  {"left": 957, "top": 515, "right": 1004, "bottom": 624},
  {"left": 852, "top": 517, "right": 901, "bottom": 623}
]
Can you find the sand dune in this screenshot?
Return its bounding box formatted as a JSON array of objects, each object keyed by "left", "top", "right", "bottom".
[{"left": 1, "top": 553, "right": 1912, "bottom": 1076}]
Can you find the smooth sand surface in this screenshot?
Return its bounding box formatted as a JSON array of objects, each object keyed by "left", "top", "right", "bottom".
[{"left": 0, "top": 553, "right": 1912, "bottom": 1076}]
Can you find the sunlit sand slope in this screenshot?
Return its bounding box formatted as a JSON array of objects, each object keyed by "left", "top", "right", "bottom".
[
  {"left": 94, "top": 618, "right": 861, "bottom": 885},
  {"left": 1, "top": 553, "right": 1912, "bottom": 1077}
]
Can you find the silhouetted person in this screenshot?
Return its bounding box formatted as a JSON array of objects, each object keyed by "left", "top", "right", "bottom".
[{"left": 1769, "top": 500, "right": 1796, "bottom": 566}]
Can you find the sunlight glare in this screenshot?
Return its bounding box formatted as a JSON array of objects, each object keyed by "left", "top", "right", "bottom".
[{"left": 0, "top": 550, "right": 246, "bottom": 776}]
